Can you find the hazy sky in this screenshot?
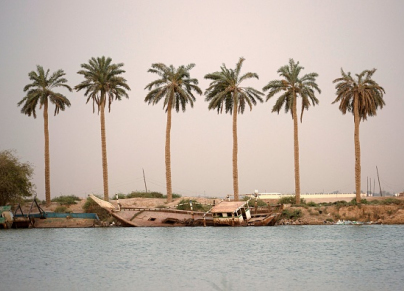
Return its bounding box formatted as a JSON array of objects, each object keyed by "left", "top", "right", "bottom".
[{"left": 1, "top": 0, "right": 403, "bottom": 200}]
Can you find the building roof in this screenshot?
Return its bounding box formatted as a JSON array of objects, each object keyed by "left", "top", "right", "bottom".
[{"left": 210, "top": 201, "right": 247, "bottom": 213}]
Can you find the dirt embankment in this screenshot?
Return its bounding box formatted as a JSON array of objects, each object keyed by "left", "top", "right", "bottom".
[{"left": 277, "top": 204, "right": 404, "bottom": 225}]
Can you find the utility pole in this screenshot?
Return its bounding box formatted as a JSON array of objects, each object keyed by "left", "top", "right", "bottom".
[
  {"left": 376, "top": 166, "right": 382, "bottom": 197},
  {"left": 367, "top": 176, "right": 369, "bottom": 197},
  {"left": 143, "top": 168, "right": 148, "bottom": 193},
  {"left": 373, "top": 179, "right": 376, "bottom": 197}
]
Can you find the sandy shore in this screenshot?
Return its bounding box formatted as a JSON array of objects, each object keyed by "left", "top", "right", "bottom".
[{"left": 36, "top": 196, "right": 404, "bottom": 225}]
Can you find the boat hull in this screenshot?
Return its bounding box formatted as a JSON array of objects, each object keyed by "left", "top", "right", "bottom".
[
  {"left": 29, "top": 213, "right": 99, "bottom": 228},
  {"left": 110, "top": 208, "right": 213, "bottom": 227}
]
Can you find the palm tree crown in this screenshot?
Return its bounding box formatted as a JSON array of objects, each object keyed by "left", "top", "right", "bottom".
[
  {"left": 204, "top": 57, "right": 264, "bottom": 114},
  {"left": 18, "top": 65, "right": 72, "bottom": 117},
  {"left": 144, "top": 63, "right": 202, "bottom": 111},
  {"left": 263, "top": 59, "right": 320, "bottom": 122},
  {"left": 75, "top": 56, "right": 130, "bottom": 112},
  {"left": 332, "top": 68, "right": 385, "bottom": 120}
]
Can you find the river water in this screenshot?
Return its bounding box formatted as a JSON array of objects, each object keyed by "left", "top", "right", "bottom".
[{"left": 1, "top": 226, "right": 403, "bottom": 291}]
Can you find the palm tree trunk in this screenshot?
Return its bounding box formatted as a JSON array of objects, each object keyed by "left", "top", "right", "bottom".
[
  {"left": 100, "top": 98, "right": 109, "bottom": 201},
  {"left": 165, "top": 101, "right": 173, "bottom": 203},
  {"left": 354, "top": 93, "right": 361, "bottom": 203},
  {"left": 233, "top": 92, "right": 239, "bottom": 201},
  {"left": 293, "top": 91, "right": 301, "bottom": 205},
  {"left": 43, "top": 100, "right": 51, "bottom": 206}
]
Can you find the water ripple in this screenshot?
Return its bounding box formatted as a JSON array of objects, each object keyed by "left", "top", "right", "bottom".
[{"left": 1, "top": 226, "right": 403, "bottom": 290}]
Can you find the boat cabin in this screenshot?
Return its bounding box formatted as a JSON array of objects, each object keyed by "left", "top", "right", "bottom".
[{"left": 210, "top": 201, "right": 251, "bottom": 226}]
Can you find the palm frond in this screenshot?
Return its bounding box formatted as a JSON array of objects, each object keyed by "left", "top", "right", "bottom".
[
  {"left": 144, "top": 62, "right": 201, "bottom": 113},
  {"left": 75, "top": 56, "right": 130, "bottom": 114},
  {"left": 18, "top": 66, "right": 72, "bottom": 118},
  {"left": 332, "top": 68, "right": 385, "bottom": 120},
  {"left": 204, "top": 58, "right": 262, "bottom": 115},
  {"left": 264, "top": 59, "right": 320, "bottom": 122}
]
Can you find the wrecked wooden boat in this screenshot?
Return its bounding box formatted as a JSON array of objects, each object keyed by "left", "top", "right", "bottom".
[
  {"left": 89, "top": 194, "right": 281, "bottom": 227},
  {"left": 89, "top": 194, "right": 213, "bottom": 227}
]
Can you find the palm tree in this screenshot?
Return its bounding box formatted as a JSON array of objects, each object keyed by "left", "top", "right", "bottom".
[
  {"left": 75, "top": 56, "right": 130, "bottom": 201},
  {"left": 145, "top": 63, "right": 201, "bottom": 203},
  {"left": 263, "top": 59, "right": 320, "bottom": 205},
  {"left": 332, "top": 68, "right": 385, "bottom": 203},
  {"left": 18, "top": 65, "right": 72, "bottom": 206},
  {"left": 205, "top": 57, "right": 263, "bottom": 201}
]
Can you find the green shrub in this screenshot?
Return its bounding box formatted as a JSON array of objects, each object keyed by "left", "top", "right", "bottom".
[
  {"left": 306, "top": 201, "right": 317, "bottom": 207},
  {"left": 82, "top": 197, "right": 110, "bottom": 221},
  {"left": 112, "top": 193, "right": 126, "bottom": 200},
  {"left": 374, "top": 198, "right": 403, "bottom": 205},
  {"left": 51, "top": 195, "right": 81, "bottom": 205},
  {"left": 24, "top": 197, "right": 46, "bottom": 205},
  {"left": 278, "top": 196, "right": 295, "bottom": 204},
  {"left": 321, "top": 200, "right": 349, "bottom": 209},
  {"left": 243, "top": 197, "right": 268, "bottom": 207},
  {"left": 112, "top": 191, "right": 182, "bottom": 199},
  {"left": 278, "top": 196, "right": 306, "bottom": 205},
  {"left": 349, "top": 198, "right": 360, "bottom": 205},
  {"left": 281, "top": 209, "right": 302, "bottom": 220},
  {"left": 176, "top": 199, "right": 208, "bottom": 211},
  {"left": 161, "top": 193, "right": 181, "bottom": 199},
  {"left": 126, "top": 191, "right": 164, "bottom": 198},
  {"left": 54, "top": 205, "right": 70, "bottom": 213}
]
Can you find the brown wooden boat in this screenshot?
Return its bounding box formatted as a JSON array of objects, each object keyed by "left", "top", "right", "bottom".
[{"left": 89, "top": 195, "right": 213, "bottom": 227}]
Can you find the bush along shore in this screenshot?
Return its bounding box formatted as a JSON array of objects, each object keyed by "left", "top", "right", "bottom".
[
  {"left": 19, "top": 194, "right": 404, "bottom": 225},
  {"left": 275, "top": 197, "right": 404, "bottom": 225}
]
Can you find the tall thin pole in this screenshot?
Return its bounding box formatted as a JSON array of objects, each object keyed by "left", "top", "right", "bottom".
[
  {"left": 367, "top": 176, "right": 369, "bottom": 196},
  {"left": 143, "top": 168, "right": 148, "bottom": 193},
  {"left": 373, "top": 179, "right": 376, "bottom": 197},
  {"left": 376, "top": 166, "right": 382, "bottom": 197}
]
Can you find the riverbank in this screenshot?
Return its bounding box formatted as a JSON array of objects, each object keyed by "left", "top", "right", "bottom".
[{"left": 31, "top": 196, "right": 404, "bottom": 225}]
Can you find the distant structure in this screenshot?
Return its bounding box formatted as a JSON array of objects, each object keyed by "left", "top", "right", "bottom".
[
  {"left": 394, "top": 192, "right": 404, "bottom": 197},
  {"left": 245, "top": 190, "right": 366, "bottom": 200}
]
